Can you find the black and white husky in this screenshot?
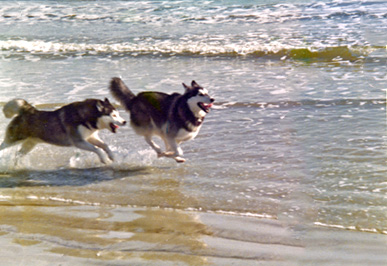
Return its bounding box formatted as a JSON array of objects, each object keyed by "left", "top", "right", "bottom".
[
  {"left": 109, "top": 77, "right": 214, "bottom": 163},
  {"left": 0, "top": 98, "right": 126, "bottom": 164}
]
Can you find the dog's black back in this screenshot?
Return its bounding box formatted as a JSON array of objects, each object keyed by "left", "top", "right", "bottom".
[
  {"left": 129, "top": 91, "right": 178, "bottom": 128},
  {"left": 110, "top": 78, "right": 205, "bottom": 136}
]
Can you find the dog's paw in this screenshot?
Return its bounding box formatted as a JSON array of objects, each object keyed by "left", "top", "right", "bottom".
[
  {"left": 108, "top": 153, "right": 115, "bottom": 162},
  {"left": 158, "top": 151, "right": 174, "bottom": 158},
  {"left": 174, "top": 156, "right": 186, "bottom": 163},
  {"left": 157, "top": 151, "right": 185, "bottom": 162},
  {"left": 164, "top": 151, "right": 176, "bottom": 157},
  {"left": 98, "top": 155, "right": 110, "bottom": 164}
]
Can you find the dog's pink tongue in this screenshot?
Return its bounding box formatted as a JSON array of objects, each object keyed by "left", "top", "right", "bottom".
[{"left": 110, "top": 123, "right": 119, "bottom": 132}]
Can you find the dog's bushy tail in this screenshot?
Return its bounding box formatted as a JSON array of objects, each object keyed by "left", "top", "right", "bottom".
[
  {"left": 2, "top": 99, "right": 32, "bottom": 118},
  {"left": 109, "top": 77, "right": 136, "bottom": 111}
]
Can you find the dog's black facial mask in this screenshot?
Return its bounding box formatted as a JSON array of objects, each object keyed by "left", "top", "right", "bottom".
[
  {"left": 96, "top": 98, "right": 126, "bottom": 133},
  {"left": 183, "top": 81, "right": 215, "bottom": 114},
  {"left": 97, "top": 98, "right": 115, "bottom": 115}
]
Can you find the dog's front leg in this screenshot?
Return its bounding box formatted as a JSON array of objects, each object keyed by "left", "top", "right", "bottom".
[
  {"left": 74, "top": 140, "right": 108, "bottom": 164},
  {"left": 87, "top": 137, "right": 114, "bottom": 162},
  {"left": 164, "top": 138, "right": 185, "bottom": 163}
]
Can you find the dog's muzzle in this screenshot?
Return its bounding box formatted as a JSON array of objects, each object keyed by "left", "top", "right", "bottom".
[
  {"left": 198, "top": 98, "right": 214, "bottom": 113},
  {"left": 110, "top": 120, "right": 126, "bottom": 133}
]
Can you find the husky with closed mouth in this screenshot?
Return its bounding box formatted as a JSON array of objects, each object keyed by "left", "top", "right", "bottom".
[
  {"left": 0, "top": 98, "right": 126, "bottom": 164},
  {"left": 109, "top": 77, "right": 214, "bottom": 163}
]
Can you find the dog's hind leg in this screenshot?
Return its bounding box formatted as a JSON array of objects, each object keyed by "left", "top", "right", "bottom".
[
  {"left": 144, "top": 135, "right": 164, "bottom": 157},
  {"left": 73, "top": 140, "right": 108, "bottom": 164},
  {"left": 0, "top": 141, "right": 12, "bottom": 152},
  {"left": 0, "top": 134, "right": 18, "bottom": 152},
  {"left": 0, "top": 139, "right": 31, "bottom": 167},
  {"left": 0, "top": 140, "right": 21, "bottom": 155},
  {"left": 87, "top": 136, "right": 114, "bottom": 162},
  {"left": 18, "top": 138, "right": 38, "bottom": 156},
  {"left": 12, "top": 139, "right": 38, "bottom": 167}
]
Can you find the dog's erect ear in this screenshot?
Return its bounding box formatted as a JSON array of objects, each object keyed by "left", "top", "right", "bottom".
[
  {"left": 183, "top": 83, "right": 192, "bottom": 92},
  {"left": 191, "top": 80, "right": 200, "bottom": 88},
  {"left": 96, "top": 100, "right": 104, "bottom": 112},
  {"left": 104, "top": 98, "right": 111, "bottom": 105}
]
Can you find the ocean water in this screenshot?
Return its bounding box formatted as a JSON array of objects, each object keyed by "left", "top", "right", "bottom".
[{"left": 0, "top": 0, "right": 386, "bottom": 264}]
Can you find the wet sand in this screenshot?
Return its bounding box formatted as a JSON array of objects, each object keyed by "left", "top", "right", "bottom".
[{"left": 0, "top": 203, "right": 386, "bottom": 265}]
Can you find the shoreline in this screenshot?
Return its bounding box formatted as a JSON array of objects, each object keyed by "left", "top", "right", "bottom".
[{"left": 0, "top": 204, "right": 386, "bottom": 265}]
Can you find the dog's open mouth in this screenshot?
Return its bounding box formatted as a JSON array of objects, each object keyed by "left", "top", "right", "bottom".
[
  {"left": 198, "top": 102, "right": 213, "bottom": 113},
  {"left": 110, "top": 123, "right": 119, "bottom": 133}
]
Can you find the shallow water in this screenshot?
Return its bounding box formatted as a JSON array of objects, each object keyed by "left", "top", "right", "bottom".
[{"left": 0, "top": 0, "right": 387, "bottom": 265}]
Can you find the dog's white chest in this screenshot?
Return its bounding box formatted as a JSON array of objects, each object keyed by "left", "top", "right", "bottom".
[
  {"left": 78, "top": 125, "right": 97, "bottom": 139},
  {"left": 176, "top": 127, "right": 200, "bottom": 142}
]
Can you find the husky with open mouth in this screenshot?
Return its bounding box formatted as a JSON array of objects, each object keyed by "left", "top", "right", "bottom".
[
  {"left": 0, "top": 98, "right": 126, "bottom": 164},
  {"left": 109, "top": 77, "right": 214, "bottom": 163}
]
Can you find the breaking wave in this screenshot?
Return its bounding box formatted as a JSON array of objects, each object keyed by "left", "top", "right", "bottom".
[{"left": 0, "top": 39, "right": 382, "bottom": 61}]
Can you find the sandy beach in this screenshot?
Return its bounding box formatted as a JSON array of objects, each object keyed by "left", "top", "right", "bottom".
[{"left": 0, "top": 201, "right": 386, "bottom": 265}]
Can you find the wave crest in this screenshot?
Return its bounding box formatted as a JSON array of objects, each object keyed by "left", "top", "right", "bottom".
[{"left": 0, "top": 39, "right": 381, "bottom": 61}]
